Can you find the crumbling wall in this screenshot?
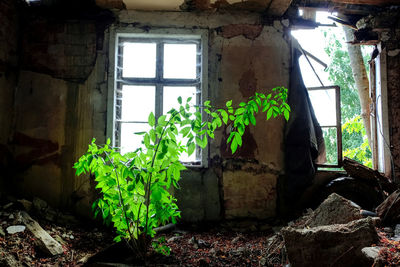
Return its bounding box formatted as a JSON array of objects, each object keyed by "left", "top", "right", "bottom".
[
  {"left": 119, "top": 11, "right": 290, "bottom": 220},
  {"left": 0, "top": 0, "right": 20, "bottom": 193},
  {"left": 6, "top": 8, "right": 290, "bottom": 221},
  {"left": 11, "top": 9, "right": 111, "bottom": 212},
  {"left": 385, "top": 31, "right": 400, "bottom": 178}
]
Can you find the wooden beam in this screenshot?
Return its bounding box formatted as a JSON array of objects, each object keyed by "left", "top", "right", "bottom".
[
  {"left": 268, "top": 0, "right": 293, "bottom": 16},
  {"left": 332, "top": 0, "right": 400, "bottom": 6}
]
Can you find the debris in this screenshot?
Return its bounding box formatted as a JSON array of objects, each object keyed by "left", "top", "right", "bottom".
[
  {"left": 3, "top": 203, "right": 13, "bottom": 209},
  {"left": 231, "top": 235, "right": 242, "bottom": 244},
  {"left": 304, "top": 193, "right": 363, "bottom": 227},
  {"left": 343, "top": 157, "right": 396, "bottom": 193},
  {"left": 282, "top": 218, "right": 379, "bottom": 267},
  {"left": 376, "top": 189, "right": 400, "bottom": 225},
  {"left": 6, "top": 225, "right": 26, "bottom": 234},
  {"left": 167, "top": 235, "right": 183, "bottom": 243},
  {"left": 17, "top": 199, "right": 32, "bottom": 212},
  {"left": 8, "top": 214, "right": 14, "bottom": 220},
  {"left": 0, "top": 247, "right": 23, "bottom": 267},
  {"left": 362, "top": 246, "right": 381, "bottom": 261},
  {"left": 19, "top": 211, "right": 63, "bottom": 256},
  {"left": 32, "top": 197, "right": 48, "bottom": 212},
  {"left": 0, "top": 226, "right": 4, "bottom": 236}
]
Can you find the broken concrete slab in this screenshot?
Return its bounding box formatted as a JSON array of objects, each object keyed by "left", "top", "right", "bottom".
[
  {"left": 304, "top": 193, "right": 363, "bottom": 227},
  {"left": 282, "top": 218, "right": 379, "bottom": 267},
  {"left": 19, "top": 211, "right": 63, "bottom": 256}
]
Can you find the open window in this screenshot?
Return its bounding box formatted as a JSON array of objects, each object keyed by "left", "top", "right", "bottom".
[{"left": 107, "top": 29, "right": 208, "bottom": 166}]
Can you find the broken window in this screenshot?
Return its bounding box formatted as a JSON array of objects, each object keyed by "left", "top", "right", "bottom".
[{"left": 108, "top": 31, "right": 208, "bottom": 166}]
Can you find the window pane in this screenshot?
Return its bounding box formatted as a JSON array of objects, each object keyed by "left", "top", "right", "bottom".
[
  {"left": 309, "top": 89, "right": 337, "bottom": 126},
  {"left": 323, "top": 127, "right": 338, "bottom": 165},
  {"left": 120, "top": 123, "right": 150, "bottom": 155},
  {"left": 163, "top": 86, "right": 197, "bottom": 162},
  {"left": 122, "top": 42, "right": 156, "bottom": 78},
  {"left": 164, "top": 44, "right": 197, "bottom": 79},
  {"left": 163, "top": 86, "right": 196, "bottom": 114},
  {"left": 120, "top": 85, "right": 155, "bottom": 121}
]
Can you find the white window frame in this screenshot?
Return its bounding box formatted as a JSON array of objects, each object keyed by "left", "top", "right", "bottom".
[{"left": 107, "top": 26, "right": 209, "bottom": 167}]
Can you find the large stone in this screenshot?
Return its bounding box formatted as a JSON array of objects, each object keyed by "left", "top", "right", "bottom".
[
  {"left": 282, "top": 218, "right": 379, "bottom": 267},
  {"left": 19, "top": 211, "right": 63, "bottom": 256},
  {"left": 304, "top": 193, "right": 363, "bottom": 227}
]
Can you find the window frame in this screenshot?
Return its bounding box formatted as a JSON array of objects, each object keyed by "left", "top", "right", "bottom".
[
  {"left": 107, "top": 26, "right": 209, "bottom": 167},
  {"left": 308, "top": 85, "right": 343, "bottom": 168}
]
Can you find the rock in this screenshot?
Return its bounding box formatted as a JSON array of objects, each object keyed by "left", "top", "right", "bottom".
[
  {"left": 304, "top": 193, "right": 363, "bottom": 227},
  {"left": 282, "top": 218, "right": 379, "bottom": 267},
  {"left": 362, "top": 246, "right": 381, "bottom": 261},
  {"left": 3, "top": 203, "right": 13, "bottom": 209},
  {"left": 17, "top": 199, "right": 32, "bottom": 212},
  {"left": 231, "top": 236, "right": 241, "bottom": 244},
  {"left": 19, "top": 211, "right": 63, "bottom": 256},
  {"left": 198, "top": 239, "right": 210, "bottom": 248},
  {"left": 8, "top": 214, "right": 14, "bottom": 220},
  {"left": 33, "top": 197, "right": 48, "bottom": 212},
  {"left": 6, "top": 225, "right": 25, "bottom": 234},
  {"left": 167, "top": 235, "right": 183, "bottom": 243},
  {"left": 395, "top": 224, "right": 400, "bottom": 236}
]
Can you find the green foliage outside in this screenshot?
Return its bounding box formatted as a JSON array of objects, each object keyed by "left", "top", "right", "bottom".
[
  {"left": 73, "top": 87, "right": 290, "bottom": 259},
  {"left": 322, "top": 28, "right": 372, "bottom": 166}
]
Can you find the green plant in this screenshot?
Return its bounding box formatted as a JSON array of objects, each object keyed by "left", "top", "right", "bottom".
[
  {"left": 342, "top": 115, "right": 372, "bottom": 167},
  {"left": 73, "top": 87, "right": 290, "bottom": 259}
]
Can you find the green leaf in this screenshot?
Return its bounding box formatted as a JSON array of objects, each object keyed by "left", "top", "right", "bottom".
[
  {"left": 266, "top": 108, "right": 273, "bottom": 120},
  {"left": 188, "top": 142, "right": 196, "bottom": 156},
  {"left": 219, "top": 109, "right": 228, "bottom": 124},
  {"left": 178, "top": 96, "right": 182, "bottom": 104},
  {"left": 249, "top": 114, "right": 256, "bottom": 126},
  {"left": 204, "top": 100, "right": 211, "bottom": 107},
  {"left": 148, "top": 112, "right": 156, "bottom": 127},
  {"left": 284, "top": 109, "right": 290, "bottom": 121},
  {"left": 226, "top": 100, "right": 232, "bottom": 107},
  {"left": 235, "top": 108, "right": 245, "bottom": 115},
  {"left": 180, "top": 127, "right": 191, "bottom": 137}
]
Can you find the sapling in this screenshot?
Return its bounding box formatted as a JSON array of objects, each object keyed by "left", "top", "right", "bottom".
[{"left": 73, "top": 86, "right": 290, "bottom": 259}]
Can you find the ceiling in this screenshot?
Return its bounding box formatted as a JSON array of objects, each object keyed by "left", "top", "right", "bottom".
[{"left": 121, "top": 0, "right": 399, "bottom": 10}]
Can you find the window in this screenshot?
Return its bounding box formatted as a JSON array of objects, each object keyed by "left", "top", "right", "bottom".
[
  {"left": 107, "top": 30, "right": 208, "bottom": 166},
  {"left": 308, "top": 86, "right": 342, "bottom": 167}
]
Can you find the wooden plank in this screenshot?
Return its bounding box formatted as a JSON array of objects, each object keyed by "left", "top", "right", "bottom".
[
  {"left": 19, "top": 211, "right": 64, "bottom": 256},
  {"left": 342, "top": 157, "right": 397, "bottom": 193}
]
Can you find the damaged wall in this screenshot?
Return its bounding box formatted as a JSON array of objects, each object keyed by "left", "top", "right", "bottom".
[
  {"left": 0, "top": 0, "right": 20, "bottom": 192},
  {"left": 1, "top": 6, "right": 290, "bottom": 221}
]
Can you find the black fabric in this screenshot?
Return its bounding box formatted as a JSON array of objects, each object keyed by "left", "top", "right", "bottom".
[{"left": 281, "top": 47, "right": 325, "bottom": 208}]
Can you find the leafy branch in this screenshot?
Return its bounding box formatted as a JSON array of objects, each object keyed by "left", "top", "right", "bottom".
[{"left": 73, "top": 86, "right": 290, "bottom": 260}]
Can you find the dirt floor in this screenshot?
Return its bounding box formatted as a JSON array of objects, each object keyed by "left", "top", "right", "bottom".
[{"left": 1, "top": 202, "right": 400, "bottom": 266}]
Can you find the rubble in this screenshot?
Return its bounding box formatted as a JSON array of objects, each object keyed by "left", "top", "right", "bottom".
[
  {"left": 376, "top": 189, "right": 400, "bottom": 225},
  {"left": 0, "top": 247, "right": 23, "bottom": 267},
  {"left": 304, "top": 193, "right": 363, "bottom": 227},
  {"left": 19, "top": 211, "right": 64, "bottom": 256},
  {"left": 6, "top": 225, "right": 25, "bottom": 234},
  {"left": 282, "top": 218, "right": 379, "bottom": 267}
]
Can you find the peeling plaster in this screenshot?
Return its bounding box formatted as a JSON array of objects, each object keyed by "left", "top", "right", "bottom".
[{"left": 219, "top": 24, "right": 263, "bottom": 40}]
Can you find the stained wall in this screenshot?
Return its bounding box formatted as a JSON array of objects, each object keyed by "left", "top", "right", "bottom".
[{"left": 1, "top": 6, "right": 291, "bottom": 221}]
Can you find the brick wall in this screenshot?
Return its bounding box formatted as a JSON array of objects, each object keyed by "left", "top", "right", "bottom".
[{"left": 21, "top": 18, "right": 97, "bottom": 82}]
